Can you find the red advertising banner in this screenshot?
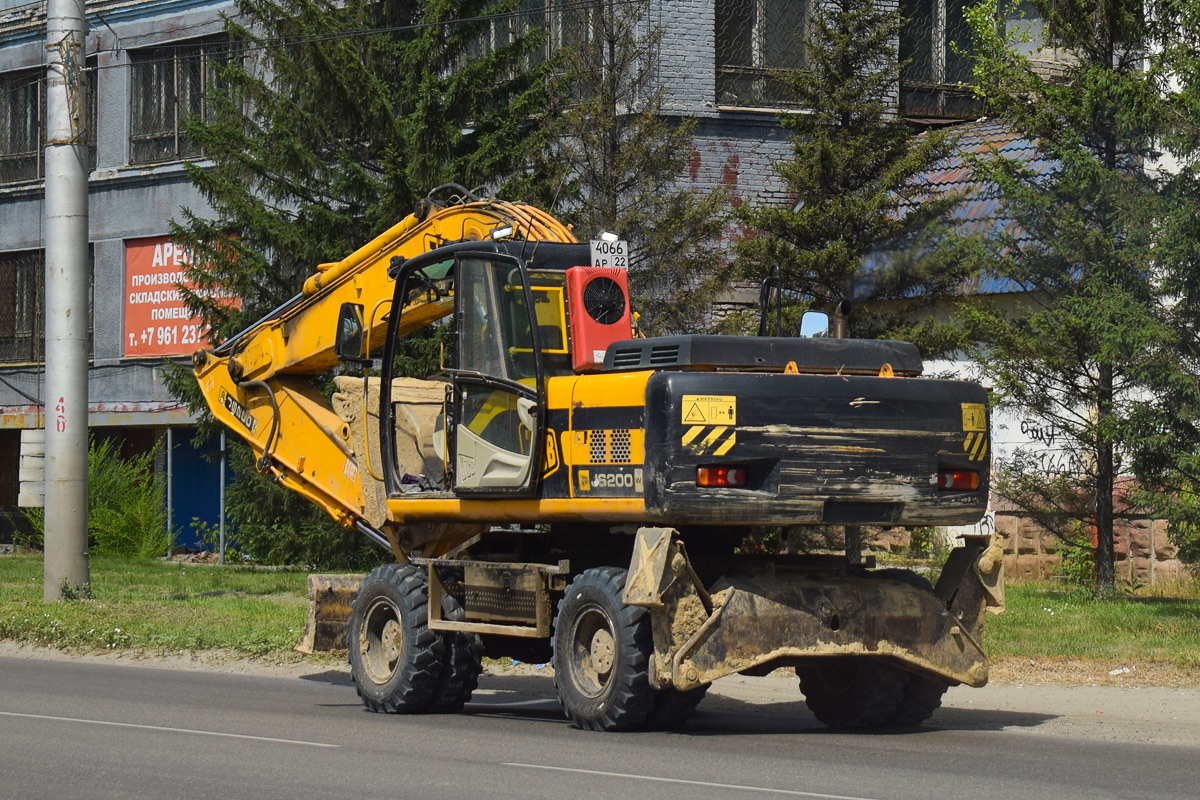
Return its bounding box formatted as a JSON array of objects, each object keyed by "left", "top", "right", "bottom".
[{"left": 124, "top": 236, "right": 238, "bottom": 357}]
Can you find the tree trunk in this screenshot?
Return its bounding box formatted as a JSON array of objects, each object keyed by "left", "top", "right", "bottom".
[{"left": 1095, "top": 362, "right": 1116, "bottom": 598}]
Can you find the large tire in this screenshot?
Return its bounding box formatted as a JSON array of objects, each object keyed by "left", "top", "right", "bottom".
[
  {"left": 348, "top": 564, "right": 444, "bottom": 713},
  {"left": 873, "top": 569, "right": 951, "bottom": 726},
  {"left": 428, "top": 583, "right": 483, "bottom": 713},
  {"left": 552, "top": 567, "right": 653, "bottom": 731},
  {"left": 643, "top": 685, "right": 708, "bottom": 730},
  {"left": 796, "top": 657, "right": 909, "bottom": 729},
  {"left": 889, "top": 673, "right": 950, "bottom": 726}
]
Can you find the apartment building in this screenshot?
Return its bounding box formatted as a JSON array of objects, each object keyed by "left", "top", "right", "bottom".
[{"left": 0, "top": 0, "right": 980, "bottom": 545}]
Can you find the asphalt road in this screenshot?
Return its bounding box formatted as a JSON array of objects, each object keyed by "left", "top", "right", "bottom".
[{"left": 1, "top": 655, "right": 1197, "bottom": 800}]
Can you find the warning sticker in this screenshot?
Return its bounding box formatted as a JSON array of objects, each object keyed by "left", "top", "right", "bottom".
[
  {"left": 681, "top": 395, "right": 737, "bottom": 426},
  {"left": 961, "top": 403, "right": 987, "bottom": 432}
]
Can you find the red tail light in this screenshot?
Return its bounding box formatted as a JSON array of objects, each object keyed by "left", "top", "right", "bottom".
[
  {"left": 938, "top": 470, "right": 980, "bottom": 491},
  {"left": 697, "top": 466, "right": 747, "bottom": 488}
]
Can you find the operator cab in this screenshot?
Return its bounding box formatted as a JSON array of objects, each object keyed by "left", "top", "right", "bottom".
[{"left": 369, "top": 241, "right": 620, "bottom": 500}]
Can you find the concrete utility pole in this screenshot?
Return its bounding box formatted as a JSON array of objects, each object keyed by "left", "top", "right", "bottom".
[{"left": 42, "top": 0, "right": 90, "bottom": 601}]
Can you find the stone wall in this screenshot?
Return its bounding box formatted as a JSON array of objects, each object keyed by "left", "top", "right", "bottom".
[{"left": 993, "top": 500, "right": 1190, "bottom": 586}]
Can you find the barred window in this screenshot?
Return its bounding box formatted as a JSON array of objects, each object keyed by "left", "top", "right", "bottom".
[
  {"left": 0, "top": 250, "right": 43, "bottom": 363},
  {"left": 130, "top": 39, "right": 229, "bottom": 165},
  {"left": 716, "top": 0, "right": 807, "bottom": 107},
  {"left": 0, "top": 70, "right": 42, "bottom": 184},
  {"left": 0, "top": 249, "right": 94, "bottom": 364},
  {"left": 0, "top": 64, "right": 99, "bottom": 184},
  {"left": 465, "top": 0, "right": 592, "bottom": 69},
  {"left": 899, "top": 0, "right": 981, "bottom": 119}
]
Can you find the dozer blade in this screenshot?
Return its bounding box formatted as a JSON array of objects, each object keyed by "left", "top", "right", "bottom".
[{"left": 295, "top": 574, "right": 365, "bottom": 654}]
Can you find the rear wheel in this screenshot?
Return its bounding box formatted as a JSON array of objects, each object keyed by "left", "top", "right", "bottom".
[
  {"left": 552, "top": 567, "right": 653, "bottom": 731},
  {"left": 873, "top": 568, "right": 951, "bottom": 725},
  {"left": 796, "top": 657, "right": 908, "bottom": 729},
  {"left": 643, "top": 685, "right": 708, "bottom": 730},
  {"left": 348, "top": 564, "right": 444, "bottom": 713},
  {"left": 889, "top": 673, "right": 950, "bottom": 726},
  {"left": 428, "top": 579, "right": 483, "bottom": 713}
]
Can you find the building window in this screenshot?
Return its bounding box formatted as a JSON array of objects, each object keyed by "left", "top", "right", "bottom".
[
  {"left": 130, "top": 39, "right": 229, "bottom": 165},
  {"left": 0, "top": 249, "right": 94, "bottom": 364},
  {"left": 899, "top": 0, "right": 982, "bottom": 119},
  {"left": 0, "top": 70, "right": 43, "bottom": 184},
  {"left": 0, "top": 64, "right": 98, "bottom": 184},
  {"left": 716, "top": 0, "right": 807, "bottom": 107},
  {"left": 465, "top": 0, "right": 595, "bottom": 69},
  {"left": 0, "top": 250, "right": 44, "bottom": 363}
]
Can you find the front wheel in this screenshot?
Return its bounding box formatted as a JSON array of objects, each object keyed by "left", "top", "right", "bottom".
[
  {"left": 552, "top": 567, "right": 653, "bottom": 731},
  {"left": 348, "top": 564, "right": 444, "bottom": 713}
]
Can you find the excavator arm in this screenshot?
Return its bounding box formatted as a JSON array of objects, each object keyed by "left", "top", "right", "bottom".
[{"left": 191, "top": 194, "right": 577, "bottom": 539}]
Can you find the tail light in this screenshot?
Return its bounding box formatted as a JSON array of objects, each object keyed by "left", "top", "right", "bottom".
[
  {"left": 697, "top": 465, "right": 747, "bottom": 488},
  {"left": 937, "top": 470, "right": 980, "bottom": 491}
]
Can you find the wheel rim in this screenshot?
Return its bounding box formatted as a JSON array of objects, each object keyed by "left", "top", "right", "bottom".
[
  {"left": 566, "top": 603, "right": 617, "bottom": 699},
  {"left": 360, "top": 597, "right": 405, "bottom": 685}
]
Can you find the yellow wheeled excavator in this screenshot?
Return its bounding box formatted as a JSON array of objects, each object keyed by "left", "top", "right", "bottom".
[{"left": 193, "top": 186, "right": 1003, "bottom": 731}]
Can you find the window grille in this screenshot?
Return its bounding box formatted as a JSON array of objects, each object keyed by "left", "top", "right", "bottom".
[
  {"left": 0, "top": 70, "right": 43, "bottom": 183},
  {"left": 0, "top": 249, "right": 94, "bottom": 364},
  {"left": 715, "top": 0, "right": 806, "bottom": 108},
  {"left": 899, "top": 0, "right": 982, "bottom": 119},
  {"left": 0, "top": 63, "right": 98, "bottom": 184},
  {"left": 0, "top": 250, "right": 44, "bottom": 363},
  {"left": 130, "top": 39, "right": 229, "bottom": 165}
]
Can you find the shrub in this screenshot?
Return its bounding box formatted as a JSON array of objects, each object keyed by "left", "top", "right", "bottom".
[
  {"left": 22, "top": 437, "right": 173, "bottom": 558},
  {"left": 221, "top": 442, "right": 387, "bottom": 570}
]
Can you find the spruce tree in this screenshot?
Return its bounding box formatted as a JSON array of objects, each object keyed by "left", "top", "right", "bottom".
[
  {"left": 163, "top": 0, "right": 556, "bottom": 567},
  {"left": 734, "top": 0, "right": 972, "bottom": 341},
  {"left": 172, "top": 0, "right": 556, "bottom": 340},
  {"left": 526, "top": 1, "right": 731, "bottom": 334},
  {"left": 1118, "top": 5, "right": 1200, "bottom": 570},
  {"left": 962, "top": 0, "right": 1195, "bottom": 596}
]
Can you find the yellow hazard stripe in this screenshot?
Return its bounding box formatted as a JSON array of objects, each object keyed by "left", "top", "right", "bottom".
[
  {"left": 682, "top": 426, "right": 705, "bottom": 446},
  {"left": 713, "top": 431, "right": 737, "bottom": 456},
  {"left": 701, "top": 426, "right": 726, "bottom": 449}
]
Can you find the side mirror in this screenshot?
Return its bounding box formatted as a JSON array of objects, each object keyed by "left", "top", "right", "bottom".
[
  {"left": 799, "top": 311, "right": 829, "bottom": 339},
  {"left": 335, "top": 302, "right": 368, "bottom": 362}
]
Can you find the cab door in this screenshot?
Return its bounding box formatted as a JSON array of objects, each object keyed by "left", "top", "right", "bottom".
[{"left": 448, "top": 254, "right": 545, "bottom": 494}]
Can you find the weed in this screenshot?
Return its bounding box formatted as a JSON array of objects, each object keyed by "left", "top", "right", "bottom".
[
  {"left": 58, "top": 579, "right": 93, "bottom": 601},
  {"left": 1057, "top": 539, "right": 1096, "bottom": 587},
  {"left": 21, "top": 437, "right": 172, "bottom": 558}
]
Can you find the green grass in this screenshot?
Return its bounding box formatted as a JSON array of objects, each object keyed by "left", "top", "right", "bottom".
[
  {"left": 986, "top": 584, "right": 1200, "bottom": 667},
  {"left": 0, "top": 554, "right": 312, "bottom": 657},
  {"left": 4, "top": 554, "right": 1200, "bottom": 669}
]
